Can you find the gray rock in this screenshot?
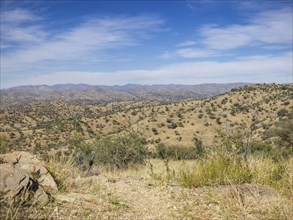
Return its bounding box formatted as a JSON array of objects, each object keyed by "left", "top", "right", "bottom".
[{"left": 0, "top": 151, "right": 58, "bottom": 205}]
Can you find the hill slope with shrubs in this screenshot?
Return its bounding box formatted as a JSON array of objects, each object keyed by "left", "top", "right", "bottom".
[
  {"left": 1, "top": 83, "right": 292, "bottom": 219},
  {"left": 1, "top": 84, "right": 292, "bottom": 154}
]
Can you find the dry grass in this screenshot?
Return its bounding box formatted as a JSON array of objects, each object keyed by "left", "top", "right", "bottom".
[
  {"left": 172, "top": 184, "right": 293, "bottom": 220},
  {"left": 2, "top": 154, "right": 293, "bottom": 219},
  {"left": 249, "top": 156, "right": 293, "bottom": 197},
  {"left": 176, "top": 154, "right": 252, "bottom": 187},
  {"left": 45, "top": 153, "right": 82, "bottom": 192}
]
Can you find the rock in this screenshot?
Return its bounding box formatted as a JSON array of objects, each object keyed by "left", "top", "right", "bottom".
[
  {"left": 0, "top": 151, "right": 58, "bottom": 205},
  {"left": 0, "top": 151, "right": 58, "bottom": 191}
]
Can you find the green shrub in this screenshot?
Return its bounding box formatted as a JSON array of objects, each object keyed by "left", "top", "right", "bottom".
[
  {"left": 68, "top": 135, "right": 93, "bottom": 155},
  {"left": 250, "top": 141, "right": 272, "bottom": 155},
  {"left": 268, "top": 117, "right": 293, "bottom": 148},
  {"left": 94, "top": 132, "right": 148, "bottom": 169},
  {"left": 152, "top": 128, "right": 159, "bottom": 135},
  {"left": 154, "top": 143, "right": 204, "bottom": 160},
  {"left": 167, "top": 122, "right": 177, "bottom": 129}
]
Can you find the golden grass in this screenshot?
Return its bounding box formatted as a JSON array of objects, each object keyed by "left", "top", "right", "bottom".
[
  {"left": 45, "top": 153, "right": 82, "bottom": 192},
  {"left": 249, "top": 156, "right": 293, "bottom": 197},
  {"left": 2, "top": 155, "right": 292, "bottom": 220}
]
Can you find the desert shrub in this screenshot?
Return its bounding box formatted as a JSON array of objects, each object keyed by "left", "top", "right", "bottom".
[
  {"left": 155, "top": 143, "right": 168, "bottom": 159},
  {"left": 250, "top": 141, "right": 273, "bottom": 155},
  {"left": 167, "top": 122, "right": 177, "bottom": 129},
  {"left": 193, "top": 137, "right": 206, "bottom": 158},
  {"left": 68, "top": 135, "right": 93, "bottom": 155},
  {"left": 268, "top": 119, "right": 293, "bottom": 148},
  {"left": 154, "top": 143, "right": 204, "bottom": 160},
  {"left": 277, "top": 109, "right": 288, "bottom": 117},
  {"left": 216, "top": 117, "right": 222, "bottom": 125},
  {"left": 166, "top": 118, "right": 172, "bottom": 123},
  {"left": 68, "top": 135, "right": 95, "bottom": 170},
  {"left": 248, "top": 140, "right": 291, "bottom": 161},
  {"left": 94, "top": 132, "right": 148, "bottom": 169},
  {"left": 216, "top": 129, "right": 249, "bottom": 156},
  {"left": 152, "top": 128, "right": 159, "bottom": 135}
]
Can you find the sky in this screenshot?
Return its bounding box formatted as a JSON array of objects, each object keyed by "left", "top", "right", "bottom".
[{"left": 0, "top": 0, "right": 292, "bottom": 88}]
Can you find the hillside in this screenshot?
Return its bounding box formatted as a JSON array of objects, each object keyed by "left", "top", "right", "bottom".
[
  {"left": 1, "top": 83, "right": 292, "bottom": 153},
  {"left": 1, "top": 83, "right": 292, "bottom": 219},
  {"left": 1, "top": 83, "right": 247, "bottom": 107}
]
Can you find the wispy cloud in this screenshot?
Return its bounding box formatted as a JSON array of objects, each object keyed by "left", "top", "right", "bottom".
[
  {"left": 162, "top": 8, "right": 292, "bottom": 60},
  {"left": 4, "top": 52, "right": 291, "bottom": 88},
  {"left": 176, "top": 40, "right": 196, "bottom": 47},
  {"left": 1, "top": 3, "right": 292, "bottom": 88},
  {"left": 200, "top": 8, "right": 292, "bottom": 50},
  {"left": 160, "top": 47, "right": 222, "bottom": 59},
  {"left": 1, "top": 8, "right": 46, "bottom": 44},
  {"left": 1, "top": 10, "right": 165, "bottom": 73},
  {"left": 176, "top": 48, "right": 217, "bottom": 58}
]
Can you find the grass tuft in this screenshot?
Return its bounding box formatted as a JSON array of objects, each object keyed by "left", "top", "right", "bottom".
[
  {"left": 45, "top": 153, "right": 82, "bottom": 192},
  {"left": 177, "top": 152, "right": 252, "bottom": 187}
]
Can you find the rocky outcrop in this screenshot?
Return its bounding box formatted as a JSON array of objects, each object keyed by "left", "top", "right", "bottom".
[{"left": 0, "top": 151, "right": 58, "bottom": 205}]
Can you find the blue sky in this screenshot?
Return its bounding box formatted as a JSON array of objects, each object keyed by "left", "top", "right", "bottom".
[{"left": 1, "top": 0, "right": 292, "bottom": 88}]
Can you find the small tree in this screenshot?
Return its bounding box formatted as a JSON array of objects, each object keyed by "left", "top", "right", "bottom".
[
  {"left": 193, "top": 137, "right": 206, "bottom": 158},
  {"left": 95, "top": 131, "right": 148, "bottom": 169},
  {"left": 268, "top": 111, "right": 293, "bottom": 148},
  {"left": 68, "top": 135, "right": 94, "bottom": 171}
]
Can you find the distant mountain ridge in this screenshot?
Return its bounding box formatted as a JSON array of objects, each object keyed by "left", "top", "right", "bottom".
[{"left": 1, "top": 83, "right": 249, "bottom": 107}]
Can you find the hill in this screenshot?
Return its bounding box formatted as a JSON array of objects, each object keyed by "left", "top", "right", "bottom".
[
  {"left": 1, "top": 83, "right": 292, "bottom": 152},
  {"left": 1, "top": 83, "right": 292, "bottom": 219},
  {"left": 1, "top": 83, "right": 247, "bottom": 108}
]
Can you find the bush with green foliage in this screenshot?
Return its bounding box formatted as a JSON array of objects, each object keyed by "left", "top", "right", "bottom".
[
  {"left": 154, "top": 141, "right": 205, "bottom": 160},
  {"left": 268, "top": 118, "right": 293, "bottom": 148},
  {"left": 68, "top": 135, "right": 93, "bottom": 155},
  {"left": 94, "top": 132, "right": 148, "bottom": 169}
]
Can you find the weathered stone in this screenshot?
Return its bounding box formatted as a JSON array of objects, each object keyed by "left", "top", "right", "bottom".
[
  {"left": 0, "top": 151, "right": 58, "bottom": 205},
  {"left": 0, "top": 151, "right": 58, "bottom": 191}
]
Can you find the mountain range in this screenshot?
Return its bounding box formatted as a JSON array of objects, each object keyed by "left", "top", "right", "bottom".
[{"left": 1, "top": 83, "right": 248, "bottom": 107}]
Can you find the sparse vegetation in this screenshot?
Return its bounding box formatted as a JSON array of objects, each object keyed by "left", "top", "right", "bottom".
[{"left": 1, "top": 84, "right": 293, "bottom": 219}]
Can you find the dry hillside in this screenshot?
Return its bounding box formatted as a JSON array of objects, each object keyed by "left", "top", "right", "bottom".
[
  {"left": 1, "top": 84, "right": 292, "bottom": 152},
  {"left": 1, "top": 83, "right": 292, "bottom": 220}
]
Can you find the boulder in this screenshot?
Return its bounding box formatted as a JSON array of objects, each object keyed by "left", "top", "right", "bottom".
[{"left": 0, "top": 151, "right": 57, "bottom": 205}]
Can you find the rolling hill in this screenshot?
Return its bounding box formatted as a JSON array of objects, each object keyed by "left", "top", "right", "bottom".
[{"left": 1, "top": 83, "right": 292, "bottom": 153}]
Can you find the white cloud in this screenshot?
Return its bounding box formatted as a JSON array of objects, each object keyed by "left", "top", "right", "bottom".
[
  {"left": 160, "top": 47, "right": 222, "bottom": 59},
  {"left": 165, "top": 8, "right": 292, "bottom": 60},
  {"left": 200, "top": 8, "right": 292, "bottom": 50},
  {"left": 1, "top": 8, "right": 40, "bottom": 23},
  {"left": 1, "top": 8, "right": 46, "bottom": 44},
  {"left": 4, "top": 52, "right": 291, "bottom": 88},
  {"left": 159, "top": 52, "right": 173, "bottom": 59},
  {"left": 1, "top": 13, "right": 164, "bottom": 73},
  {"left": 176, "top": 48, "right": 216, "bottom": 58},
  {"left": 176, "top": 40, "right": 196, "bottom": 47}
]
